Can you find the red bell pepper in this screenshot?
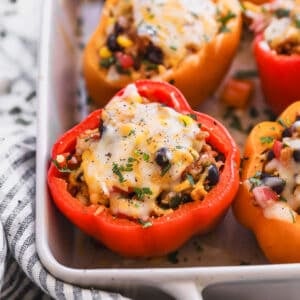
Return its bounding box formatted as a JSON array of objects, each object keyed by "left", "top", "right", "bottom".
[
  {"left": 47, "top": 80, "right": 240, "bottom": 257},
  {"left": 254, "top": 34, "right": 300, "bottom": 115}
]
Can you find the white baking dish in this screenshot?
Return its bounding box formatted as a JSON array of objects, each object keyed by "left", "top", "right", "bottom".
[{"left": 36, "top": 0, "right": 300, "bottom": 299}]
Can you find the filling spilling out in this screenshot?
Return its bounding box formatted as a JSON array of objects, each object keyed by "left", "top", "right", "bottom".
[
  {"left": 246, "top": 0, "right": 300, "bottom": 55},
  {"left": 246, "top": 116, "right": 300, "bottom": 223},
  {"left": 53, "top": 84, "right": 224, "bottom": 224},
  {"left": 98, "top": 0, "right": 236, "bottom": 80}
]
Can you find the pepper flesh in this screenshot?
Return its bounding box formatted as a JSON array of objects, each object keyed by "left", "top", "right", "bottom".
[
  {"left": 233, "top": 101, "right": 300, "bottom": 263},
  {"left": 83, "top": 0, "right": 242, "bottom": 108},
  {"left": 48, "top": 80, "right": 240, "bottom": 257},
  {"left": 254, "top": 34, "right": 300, "bottom": 115}
]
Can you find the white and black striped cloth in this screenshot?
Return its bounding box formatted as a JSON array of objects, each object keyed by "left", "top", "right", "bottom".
[
  {"left": 0, "top": 1, "right": 128, "bottom": 298},
  {"left": 0, "top": 127, "right": 131, "bottom": 300}
]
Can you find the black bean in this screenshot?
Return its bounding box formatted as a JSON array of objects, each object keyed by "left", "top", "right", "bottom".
[
  {"left": 206, "top": 164, "right": 219, "bottom": 186},
  {"left": 144, "top": 43, "right": 164, "bottom": 65},
  {"left": 293, "top": 149, "right": 300, "bottom": 162},
  {"left": 282, "top": 127, "right": 292, "bottom": 138},
  {"left": 181, "top": 194, "right": 192, "bottom": 204},
  {"left": 114, "top": 22, "right": 124, "bottom": 35},
  {"left": 133, "top": 57, "right": 141, "bottom": 70},
  {"left": 262, "top": 176, "right": 286, "bottom": 194},
  {"left": 216, "top": 153, "right": 225, "bottom": 162},
  {"left": 266, "top": 150, "right": 275, "bottom": 161},
  {"left": 107, "top": 33, "right": 122, "bottom": 52},
  {"left": 99, "top": 119, "right": 106, "bottom": 136},
  {"left": 155, "top": 147, "right": 170, "bottom": 168},
  {"left": 169, "top": 195, "right": 181, "bottom": 209}
]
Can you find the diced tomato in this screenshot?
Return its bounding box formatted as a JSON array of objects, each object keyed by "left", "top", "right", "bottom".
[
  {"left": 272, "top": 140, "right": 282, "bottom": 159},
  {"left": 116, "top": 52, "right": 134, "bottom": 69},
  {"left": 252, "top": 185, "right": 278, "bottom": 208},
  {"left": 220, "top": 78, "right": 254, "bottom": 109}
]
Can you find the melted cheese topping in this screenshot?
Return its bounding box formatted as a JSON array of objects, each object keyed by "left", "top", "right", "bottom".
[
  {"left": 262, "top": 1, "right": 300, "bottom": 52},
  {"left": 80, "top": 84, "right": 206, "bottom": 220},
  {"left": 133, "top": 0, "right": 218, "bottom": 67}
]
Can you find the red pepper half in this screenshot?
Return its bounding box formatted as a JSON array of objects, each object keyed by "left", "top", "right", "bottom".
[
  {"left": 254, "top": 34, "right": 300, "bottom": 115},
  {"left": 47, "top": 80, "right": 240, "bottom": 257}
]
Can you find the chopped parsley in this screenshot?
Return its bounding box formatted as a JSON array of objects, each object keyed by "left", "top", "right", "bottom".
[
  {"left": 127, "top": 129, "right": 135, "bottom": 136},
  {"left": 100, "top": 57, "right": 115, "bottom": 69},
  {"left": 112, "top": 163, "right": 126, "bottom": 183},
  {"left": 186, "top": 174, "right": 195, "bottom": 186},
  {"left": 248, "top": 172, "right": 262, "bottom": 190},
  {"left": 187, "top": 113, "right": 197, "bottom": 120},
  {"left": 295, "top": 17, "right": 300, "bottom": 29},
  {"left": 218, "top": 10, "right": 236, "bottom": 33},
  {"left": 142, "top": 152, "right": 150, "bottom": 162},
  {"left": 52, "top": 159, "right": 73, "bottom": 173},
  {"left": 161, "top": 162, "right": 172, "bottom": 176},
  {"left": 277, "top": 118, "right": 288, "bottom": 128},
  {"left": 138, "top": 219, "right": 153, "bottom": 228},
  {"left": 134, "top": 187, "right": 153, "bottom": 200},
  {"left": 274, "top": 8, "right": 290, "bottom": 18},
  {"left": 279, "top": 195, "right": 287, "bottom": 202},
  {"left": 260, "top": 136, "right": 274, "bottom": 144}
]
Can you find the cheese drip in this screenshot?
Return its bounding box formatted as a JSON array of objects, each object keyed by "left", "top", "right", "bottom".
[{"left": 81, "top": 84, "right": 206, "bottom": 220}]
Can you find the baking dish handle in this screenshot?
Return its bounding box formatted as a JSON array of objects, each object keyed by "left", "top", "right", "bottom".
[{"left": 158, "top": 280, "right": 203, "bottom": 300}]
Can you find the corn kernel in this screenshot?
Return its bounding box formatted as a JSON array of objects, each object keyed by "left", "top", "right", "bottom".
[
  {"left": 158, "top": 65, "right": 166, "bottom": 74},
  {"left": 179, "top": 115, "right": 193, "bottom": 126},
  {"left": 99, "top": 46, "right": 112, "bottom": 59},
  {"left": 120, "top": 124, "right": 134, "bottom": 137},
  {"left": 174, "top": 180, "right": 191, "bottom": 193},
  {"left": 116, "top": 35, "right": 133, "bottom": 48}
]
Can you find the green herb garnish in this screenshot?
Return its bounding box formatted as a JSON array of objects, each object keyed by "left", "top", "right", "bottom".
[
  {"left": 142, "top": 152, "right": 150, "bottom": 162},
  {"left": 187, "top": 113, "right": 197, "bottom": 120},
  {"left": 186, "top": 174, "right": 195, "bottom": 186},
  {"left": 52, "top": 159, "right": 73, "bottom": 173},
  {"left": 274, "top": 8, "right": 290, "bottom": 18},
  {"left": 100, "top": 57, "right": 115, "bottom": 69},
  {"left": 138, "top": 219, "right": 153, "bottom": 228},
  {"left": 260, "top": 136, "right": 274, "bottom": 144},
  {"left": 295, "top": 17, "right": 300, "bottom": 29},
  {"left": 279, "top": 195, "right": 287, "bottom": 202},
  {"left": 112, "top": 163, "right": 126, "bottom": 183},
  {"left": 218, "top": 10, "right": 236, "bottom": 33},
  {"left": 127, "top": 129, "right": 135, "bottom": 136},
  {"left": 278, "top": 118, "right": 288, "bottom": 128},
  {"left": 161, "top": 162, "right": 172, "bottom": 176},
  {"left": 134, "top": 187, "right": 153, "bottom": 200}
]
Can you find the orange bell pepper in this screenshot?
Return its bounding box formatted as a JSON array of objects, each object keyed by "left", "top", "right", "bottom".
[
  {"left": 83, "top": 0, "right": 242, "bottom": 108},
  {"left": 48, "top": 80, "right": 240, "bottom": 257},
  {"left": 233, "top": 101, "right": 300, "bottom": 263}
]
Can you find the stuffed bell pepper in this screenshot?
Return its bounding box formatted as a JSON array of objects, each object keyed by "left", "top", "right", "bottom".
[
  {"left": 83, "top": 0, "right": 242, "bottom": 108},
  {"left": 244, "top": 0, "right": 300, "bottom": 115},
  {"left": 48, "top": 80, "right": 240, "bottom": 257},
  {"left": 234, "top": 101, "right": 300, "bottom": 263}
]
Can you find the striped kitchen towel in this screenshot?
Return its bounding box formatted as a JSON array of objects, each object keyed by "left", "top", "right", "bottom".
[
  {"left": 0, "top": 107, "right": 131, "bottom": 300},
  {"left": 0, "top": 0, "right": 128, "bottom": 297}
]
